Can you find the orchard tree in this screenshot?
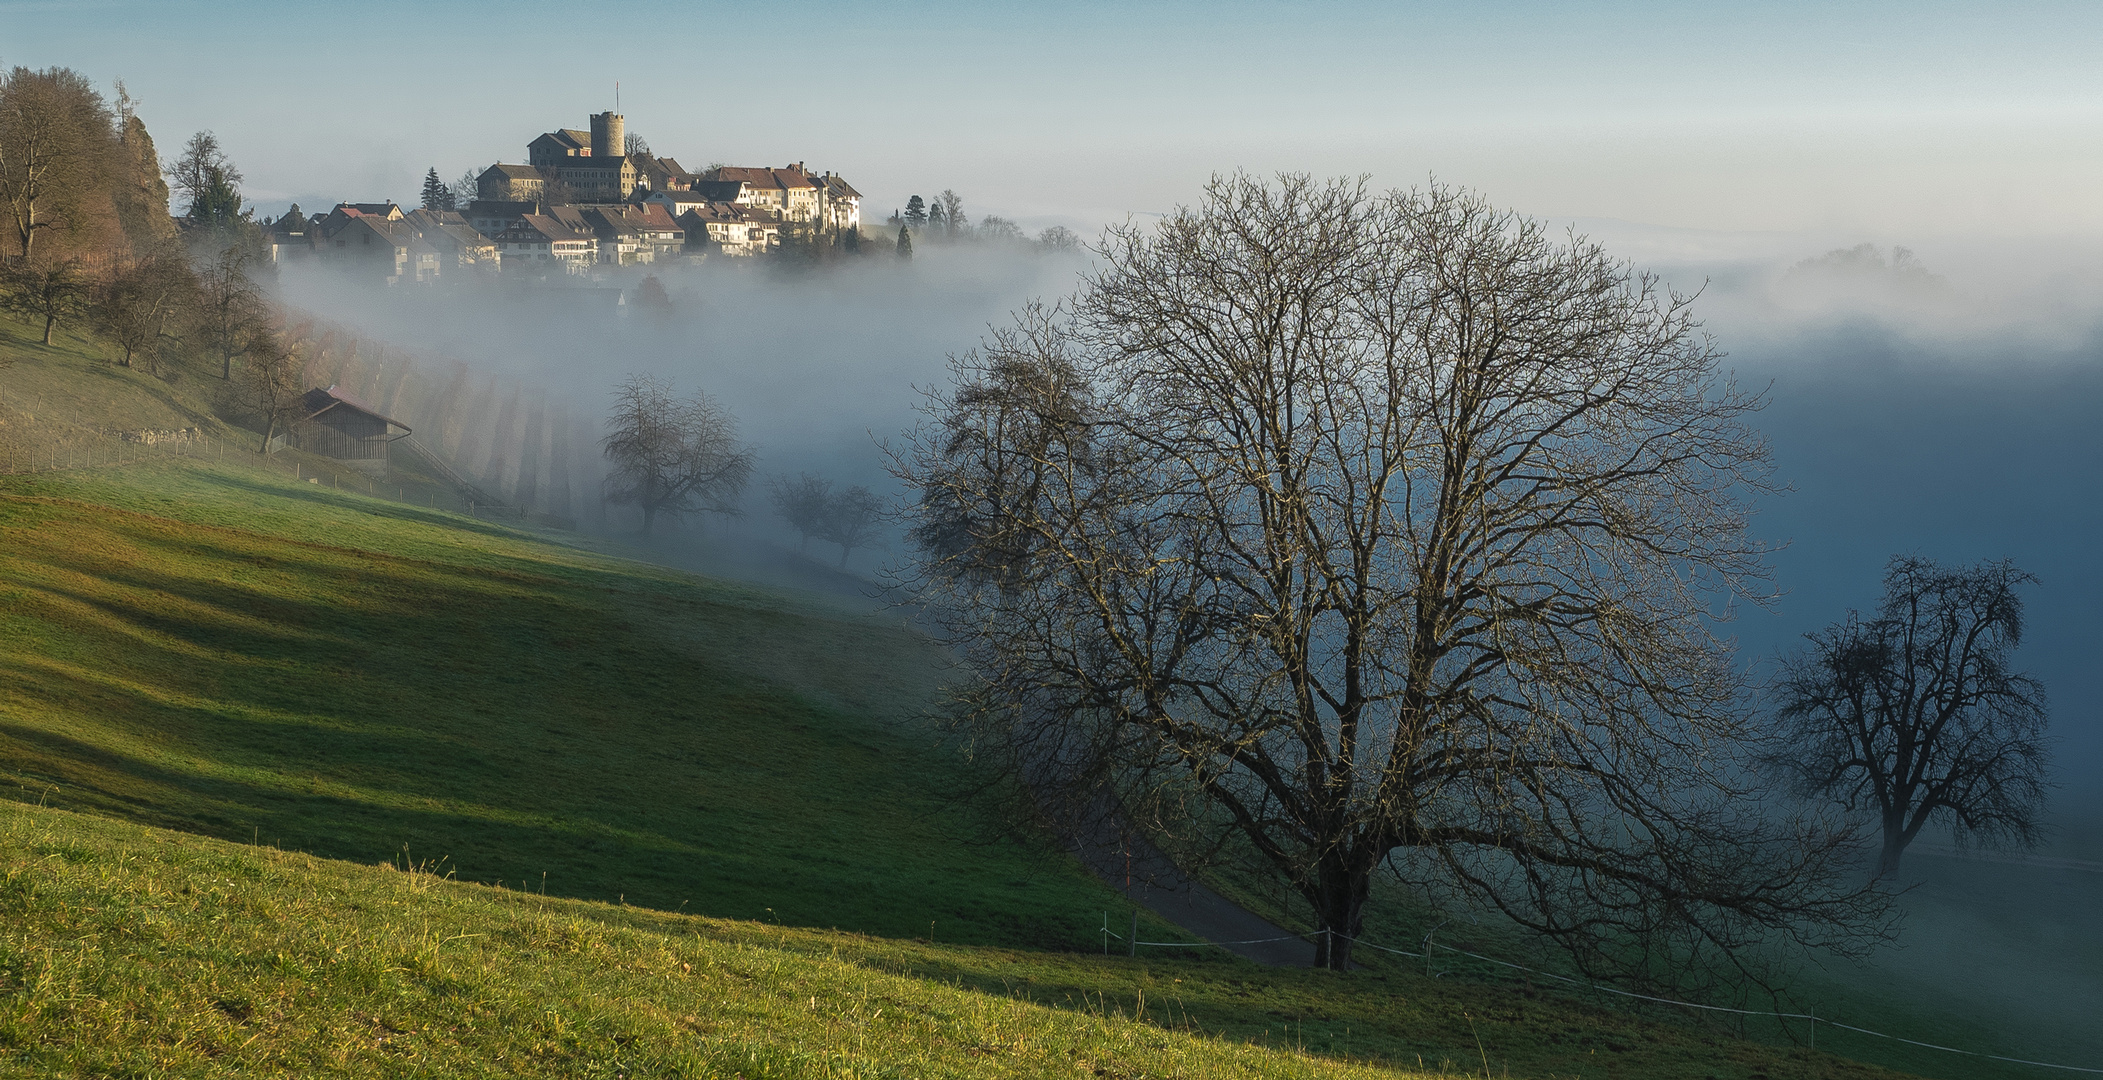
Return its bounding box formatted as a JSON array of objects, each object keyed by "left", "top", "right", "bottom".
[
  {"left": 1771, "top": 557, "right": 2051, "bottom": 879},
  {"left": 0, "top": 256, "right": 91, "bottom": 344},
  {"left": 94, "top": 252, "right": 193, "bottom": 373},
  {"left": 602, "top": 374, "right": 753, "bottom": 534},
  {"left": 239, "top": 329, "right": 306, "bottom": 453},
  {"left": 818, "top": 484, "right": 884, "bottom": 569},
  {"left": 194, "top": 243, "right": 270, "bottom": 379},
  {"left": 771, "top": 471, "right": 832, "bottom": 552},
  {"left": 898, "top": 174, "right": 1882, "bottom": 977}
]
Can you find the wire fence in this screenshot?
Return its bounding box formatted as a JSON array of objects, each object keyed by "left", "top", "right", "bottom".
[{"left": 1101, "top": 918, "right": 2101, "bottom": 1075}]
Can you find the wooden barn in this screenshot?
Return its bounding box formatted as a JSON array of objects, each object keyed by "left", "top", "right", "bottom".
[{"left": 289, "top": 386, "right": 410, "bottom": 470}]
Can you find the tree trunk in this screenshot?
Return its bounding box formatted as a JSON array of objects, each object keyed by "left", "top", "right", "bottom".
[
  {"left": 1307, "top": 849, "right": 1372, "bottom": 970},
  {"left": 1875, "top": 813, "right": 1908, "bottom": 879},
  {"left": 41, "top": 313, "right": 54, "bottom": 345},
  {"left": 259, "top": 414, "right": 276, "bottom": 455},
  {"left": 838, "top": 544, "right": 851, "bottom": 570}
]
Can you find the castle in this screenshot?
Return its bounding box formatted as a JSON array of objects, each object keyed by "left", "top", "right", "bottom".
[{"left": 273, "top": 110, "right": 862, "bottom": 281}]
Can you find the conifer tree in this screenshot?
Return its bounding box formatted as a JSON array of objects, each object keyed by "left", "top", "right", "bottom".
[
  {"left": 904, "top": 194, "right": 926, "bottom": 228},
  {"left": 896, "top": 225, "right": 912, "bottom": 259},
  {"left": 420, "top": 167, "right": 454, "bottom": 211},
  {"left": 927, "top": 200, "right": 946, "bottom": 237}
]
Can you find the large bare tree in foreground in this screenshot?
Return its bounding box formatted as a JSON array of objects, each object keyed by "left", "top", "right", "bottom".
[
  {"left": 899, "top": 175, "right": 1881, "bottom": 976},
  {"left": 1771, "top": 557, "right": 2050, "bottom": 879}
]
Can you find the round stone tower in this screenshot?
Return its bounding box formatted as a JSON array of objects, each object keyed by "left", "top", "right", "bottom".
[{"left": 590, "top": 112, "right": 625, "bottom": 159}]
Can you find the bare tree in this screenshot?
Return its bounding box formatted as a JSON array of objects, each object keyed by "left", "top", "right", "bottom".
[
  {"left": 451, "top": 169, "right": 481, "bottom": 209},
  {"left": 898, "top": 175, "right": 1881, "bottom": 977},
  {"left": 237, "top": 328, "right": 305, "bottom": 453},
  {"left": 194, "top": 243, "right": 268, "bottom": 379},
  {"left": 602, "top": 374, "right": 754, "bottom": 535},
  {"left": 94, "top": 253, "right": 193, "bottom": 373},
  {"left": 771, "top": 471, "right": 832, "bottom": 552},
  {"left": 0, "top": 66, "right": 114, "bottom": 262},
  {"left": 1035, "top": 225, "right": 1080, "bottom": 252},
  {"left": 1770, "top": 556, "right": 2051, "bottom": 879},
  {"left": 937, "top": 190, "right": 966, "bottom": 238},
  {"left": 818, "top": 484, "right": 884, "bottom": 569},
  {"left": 0, "top": 256, "right": 91, "bottom": 343}
]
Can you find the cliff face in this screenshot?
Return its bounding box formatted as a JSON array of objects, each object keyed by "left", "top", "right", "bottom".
[{"left": 113, "top": 114, "right": 178, "bottom": 253}]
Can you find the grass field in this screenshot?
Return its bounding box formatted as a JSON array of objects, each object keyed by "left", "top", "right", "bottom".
[
  {"left": 2, "top": 799, "right": 1926, "bottom": 1079},
  {"left": 0, "top": 322, "right": 2027, "bottom": 1078}
]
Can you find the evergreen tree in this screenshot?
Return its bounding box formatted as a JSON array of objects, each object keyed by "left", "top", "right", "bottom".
[
  {"left": 169, "top": 131, "right": 245, "bottom": 230},
  {"left": 421, "top": 167, "right": 454, "bottom": 211},
  {"left": 903, "top": 194, "right": 926, "bottom": 228},
  {"left": 896, "top": 225, "right": 912, "bottom": 259},
  {"left": 927, "top": 200, "right": 946, "bottom": 237}
]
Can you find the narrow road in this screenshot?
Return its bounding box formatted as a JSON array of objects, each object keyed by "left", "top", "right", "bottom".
[{"left": 1068, "top": 815, "right": 1317, "bottom": 967}]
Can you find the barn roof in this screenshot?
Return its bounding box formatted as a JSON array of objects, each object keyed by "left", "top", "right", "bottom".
[{"left": 300, "top": 385, "right": 411, "bottom": 434}]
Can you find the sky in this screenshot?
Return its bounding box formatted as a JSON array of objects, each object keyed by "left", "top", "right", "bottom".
[
  {"left": 6, "top": 0, "right": 2103, "bottom": 245},
  {"left": 8, "top": 0, "right": 2102, "bottom": 815}
]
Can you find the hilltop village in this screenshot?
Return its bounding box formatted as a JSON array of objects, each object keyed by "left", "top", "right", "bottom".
[{"left": 265, "top": 111, "right": 863, "bottom": 281}]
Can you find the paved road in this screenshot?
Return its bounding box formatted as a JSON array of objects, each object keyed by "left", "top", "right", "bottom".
[{"left": 1068, "top": 816, "right": 1317, "bottom": 967}]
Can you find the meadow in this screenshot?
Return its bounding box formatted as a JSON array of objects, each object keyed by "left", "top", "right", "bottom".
[{"left": 0, "top": 326, "right": 2057, "bottom": 1078}]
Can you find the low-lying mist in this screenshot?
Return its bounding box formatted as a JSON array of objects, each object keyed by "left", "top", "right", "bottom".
[{"left": 277, "top": 230, "right": 2102, "bottom": 831}]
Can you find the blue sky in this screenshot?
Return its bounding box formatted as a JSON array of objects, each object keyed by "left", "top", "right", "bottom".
[{"left": 6, "top": 0, "right": 2102, "bottom": 242}]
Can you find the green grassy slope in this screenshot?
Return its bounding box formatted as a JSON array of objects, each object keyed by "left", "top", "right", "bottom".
[
  {"left": 0, "top": 458, "right": 1129, "bottom": 950},
  {"left": 3, "top": 800, "right": 1922, "bottom": 1079},
  {"left": 0, "top": 320, "right": 1959, "bottom": 1079}
]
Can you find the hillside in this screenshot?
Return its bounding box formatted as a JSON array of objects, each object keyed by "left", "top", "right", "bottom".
[{"left": 0, "top": 324, "right": 1955, "bottom": 1079}]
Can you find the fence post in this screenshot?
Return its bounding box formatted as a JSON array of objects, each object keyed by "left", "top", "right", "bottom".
[{"left": 1129, "top": 910, "right": 1138, "bottom": 958}]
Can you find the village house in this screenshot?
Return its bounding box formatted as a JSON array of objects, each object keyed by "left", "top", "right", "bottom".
[
  {"left": 463, "top": 199, "right": 536, "bottom": 237},
  {"left": 263, "top": 207, "right": 315, "bottom": 265},
  {"left": 678, "top": 203, "right": 778, "bottom": 257},
  {"left": 315, "top": 206, "right": 441, "bottom": 283},
  {"left": 404, "top": 208, "right": 498, "bottom": 268},
  {"left": 476, "top": 164, "right": 545, "bottom": 203},
  {"left": 576, "top": 204, "right": 684, "bottom": 264},
  {"left": 632, "top": 154, "right": 699, "bottom": 194},
  {"left": 492, "top": 213, "right": 597, "bottom": 272},
  {"left": 712, "top": 165, "right": 822, "bottom": 222}
]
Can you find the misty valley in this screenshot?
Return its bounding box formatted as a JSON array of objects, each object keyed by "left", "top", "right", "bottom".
[{"left": 0, "top": 38, "right": 2097, "bottom": 1080}]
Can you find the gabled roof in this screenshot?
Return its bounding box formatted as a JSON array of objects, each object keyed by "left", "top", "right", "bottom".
[
  {"left": 822, "top": 174, "right": 861, "bottom": 199},
  {"left": 630, "top": 202, "right": 681, "bottom": 232},
  {"left": 678, "top": 202, "right": 775, "bottom": 227},
  {"left": 546, "top": 205, "right": 592, "bottom": 233},
  {"left": 300, "top": 385, "right": 411, "bottom": 433},
  {"left": 505, "top": 214, "right": 595, "bottom": 243},
  {"left": 481, "top": 163, "right": 543, "bottom": 180},
  {"left": 465, "top": 199, "right": 536, "bottom": 218},
  {"left": 531, "top": 129, "right": 591, "bottom": 154},
  {"left": 580, "top": 207, "right": 641, "bottom": 238},
  {"left": 713, "top": 165, "right": 820, "bottom": 192}
]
